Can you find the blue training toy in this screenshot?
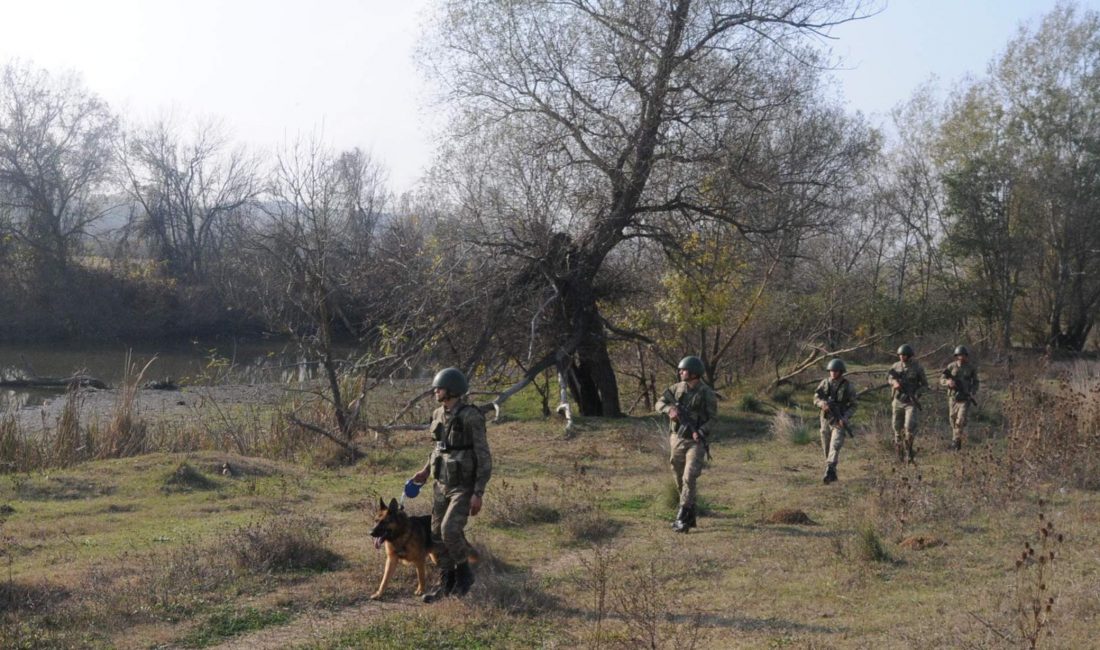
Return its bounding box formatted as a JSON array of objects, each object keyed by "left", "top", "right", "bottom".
[{"left": 404, "top": 479, "right": 423, "bottom": 499}]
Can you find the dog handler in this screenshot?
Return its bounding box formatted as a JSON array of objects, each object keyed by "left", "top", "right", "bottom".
[
  {"left": 655, "top": 356, "right": 717, "bottom": 533},
  {"left": 411, "top": 367, "right": 492, "bottom": 602}
]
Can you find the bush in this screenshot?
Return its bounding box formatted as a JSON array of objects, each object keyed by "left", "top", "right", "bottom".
[
  {"left": 738, "top": 394, "right": 762, "bottom": 413},
  {"left": 855, "top": 522, "right": 892, "bottom": 563},
  {"left": 771, "top": 410, "right": 813, "bottom": 445},
  {"left": 227, "top": 514, "right": 342, "bottom": 573},
  {"left": 485, "top": 480, "right": 561, "bottom": 528}
]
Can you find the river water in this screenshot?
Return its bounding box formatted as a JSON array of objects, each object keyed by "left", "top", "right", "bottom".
[{"left": 0, "top": 338, "right": 332, "bottom": 409}]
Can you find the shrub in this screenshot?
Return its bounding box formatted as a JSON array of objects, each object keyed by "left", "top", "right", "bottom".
[
  {"left": 485, "top": 480, "right": 561, "bottom": 528},
  {"left": 771, "top": 410, "right": 812, "bottom": 445},
  {"left": 855, "top": 522, "right": 892, "bottom": 563},
  {"left": 226, "top": 514, "right": 342, "bottom": 573},
  {"left": 738, "top": 394, "right": 762, "bottom": 413}
]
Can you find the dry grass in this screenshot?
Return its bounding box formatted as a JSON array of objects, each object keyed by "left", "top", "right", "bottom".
[{"left": 2, "top": 360, "right": 1100, "bottom": 648}]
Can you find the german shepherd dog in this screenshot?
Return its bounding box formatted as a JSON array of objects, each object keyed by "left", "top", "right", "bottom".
[{"left": 369, "top": 498, "right": 437, "bottom": 600}]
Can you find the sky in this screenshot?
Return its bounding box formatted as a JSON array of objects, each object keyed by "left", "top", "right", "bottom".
[{"left": 1, "top": 0, "right": 1097, "bottom": 195}]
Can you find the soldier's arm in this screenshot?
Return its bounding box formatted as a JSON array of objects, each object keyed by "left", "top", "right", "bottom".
[
  {"left": 812, "top": 380, "right": 829, "bottom": 409},
  {"left": 699, "top": 387, "right": 718, "bottom": 433},
  {"left": 655, "top": 386, "right": 677, "bottom": 414},
  {"left": 842, "top": 382, "right": 857, "bottom": 419},
  {"left": 939, "top": 365, "right": 954, "bottom": 388},
  {"left": 467, "top": 410, "right": 492, "bottom": 496}
]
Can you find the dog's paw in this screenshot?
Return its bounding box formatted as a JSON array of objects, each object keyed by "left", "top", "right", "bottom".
[{"left": 369, "top": 591, "right": 384, "bottom": 600}]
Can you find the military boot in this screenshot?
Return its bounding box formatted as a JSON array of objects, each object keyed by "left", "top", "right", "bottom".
[
  {"left": 894, "top": 440, "right": 905, "bottom": 463},
  {"left": 672, "top": 506, "right": 693, "bottom": 533},
  {"left": 951, "top": 438, "right": 962, "bottom": 452},
  {"left": 671, "top": 506, "right": 688, "bottom": 531},
  {"left": 421, "top": 568, "right": 456, "bottom": 604},
  {"left": 454, "top": 562, "right": 476, "bottom": 597},
  {"left": 683, "top": 505, "right": 697, "bottom": 531},
  {"left": 823, "top": 464, "right": 838, "bottom": 484},
  {"left": 905, "top": 439, "right": 916, "bottom": 464}
]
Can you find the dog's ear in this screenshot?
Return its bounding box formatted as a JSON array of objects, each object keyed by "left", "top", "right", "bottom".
[
  {"left": 388, "top": 497, "right": 399, "bottom": 511},
  {"left": 378, "top": 497, "right": 387, "bottom": 510}
]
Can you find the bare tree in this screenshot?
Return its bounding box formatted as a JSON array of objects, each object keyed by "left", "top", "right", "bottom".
[
  {"left": 0, "top": 61, "right": 117, "bottom": 280},
  {"left": 424, "top": 0, "right": 878, "bottom": 416},
  {"left": 119, "top": 115, "right": 262, "bottom": 283}
]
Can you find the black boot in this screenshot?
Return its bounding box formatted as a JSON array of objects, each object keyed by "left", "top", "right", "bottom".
[
  {"left": 454, "top": 561, "right": 475, "bottom": 597},
  {"left": 905, "top": 440, "right": 916, "bottom": 464},
  {"left": 823, "top": 464, "right": 838, "bottom": 484},
  {"left": 421, "top": 568, "right": 456, "bottom": 604},
  {"left": 671, "top": 506, "right": 688, "bottom": 530},
  {"left": 673, "top": 506, "right": 694, "bottom": 533}
]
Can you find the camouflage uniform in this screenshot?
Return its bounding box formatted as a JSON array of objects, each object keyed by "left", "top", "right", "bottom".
[
  {"left": 888, "top": 360, "right": 928, "bottom": 459},
  {"left": 813, "top": 376, "right": 857, "bottom": 473},
  {"left": 427, "top": 399, "right": 492, "bottom": 570},
  {"left": 940, "top": 360, "right": 979, "bottom": 446},
  {"left": 656, "top": 381, "right": 717, "bottom": 510}
]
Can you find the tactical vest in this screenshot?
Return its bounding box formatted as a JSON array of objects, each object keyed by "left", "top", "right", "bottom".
[{"left": 431, "top": 404, "right": 478, "bottom": 488}]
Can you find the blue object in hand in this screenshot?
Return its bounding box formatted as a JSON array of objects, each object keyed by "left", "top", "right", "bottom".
[{"left": 404, "top": 479, "right": 423, "bottom": 499}]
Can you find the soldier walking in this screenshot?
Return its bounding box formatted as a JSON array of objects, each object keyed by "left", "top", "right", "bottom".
[
  {"left": 813, "top": 359, "right": 857, "bottom": 484},
  {"left": 888, "top": 344, "right": 928, "bottom": 463},
  {"left": 655, "top": 356, "right": 717, "bottom": 533},
  {"left": 941, "top": 345, "right": 980, "bottom": 451},
  {"left": 411, "top": 368, "right": 492, "bottom": 603}
]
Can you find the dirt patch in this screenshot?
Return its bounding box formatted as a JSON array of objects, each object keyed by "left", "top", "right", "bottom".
[
  {"left": 898, "top": 535, "right": 946, "bottom": 551},
  {"left": 764, "top": 509, "right": 817, "bottom": 525}
]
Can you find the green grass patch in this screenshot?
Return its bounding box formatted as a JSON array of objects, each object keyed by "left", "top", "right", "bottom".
[
  {"left": 605, "top": 494, "right": 650, "bottom": 512},
  {"left": 181, "top": 606, "right": 291, "bottom": 647}
]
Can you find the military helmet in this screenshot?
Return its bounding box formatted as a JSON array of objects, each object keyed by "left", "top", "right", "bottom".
[
  {"left": 953, "top": 345, "right": 970, "bottom": 357},
  {"left": 826, "top": 358, "right": 847, "bottom": 373},
  {"left": 897, "top": 344, "right": 915, "bottom": 357},
  {"left": 677, "top": 356, "right": 705, "bottom": 377},
  {"left": 431, "top": 367, "right": 468, "bottom": 396}
]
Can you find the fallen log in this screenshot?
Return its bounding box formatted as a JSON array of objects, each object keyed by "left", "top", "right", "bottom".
[{"left": 0, "top": 375, "right": 108, "bottom": 390}]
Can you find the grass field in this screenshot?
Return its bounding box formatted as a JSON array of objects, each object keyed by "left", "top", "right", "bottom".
[{"left": 1, "top": 367, "right": 1098, "bottom": 649}]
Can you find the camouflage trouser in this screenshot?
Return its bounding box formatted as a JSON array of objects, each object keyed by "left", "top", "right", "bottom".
[
  {"left": 819, "top": 417, "right": 845, "bottom": 467},
  {"left": 431, "top": 482, "right": 472, "bottom": 570},
  {"left": 891, "top": 401, "right": 919, "bottom": 444},
  {"left": 669, "top": 434, "right": 705, "bottom": 508},
  {"left": 949, "top": 400, "right": 971, "bottom": 442}
]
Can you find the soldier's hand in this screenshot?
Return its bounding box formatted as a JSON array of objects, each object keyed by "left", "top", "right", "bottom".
[
  {"left": 820, "top": 403, "right": 829, "bottom": 412},
  {"left": 470, "top": 494, "right": 483, "bottom": 516},
  {"left": 692, "top": 431, "right": 702, "bottom": 442},
  {"left": 412, "top": 468, "right": 429, "bottom": 485},
  {"left": 668, "top": 406, "right": 680, "bottom": 421},
  {"left": 947, "top": 379, "right": 956, "bottom": 389}
]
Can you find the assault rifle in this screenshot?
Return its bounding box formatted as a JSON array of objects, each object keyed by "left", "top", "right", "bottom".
[
  {"left": 942, "top": 367, "right": 978, "bottom": 406},
  {"left": 888, "top": 368, "right": 922, "bottom": 409},
  {"left": 673, "top": 399, "right": 712, "bottom": 461}
]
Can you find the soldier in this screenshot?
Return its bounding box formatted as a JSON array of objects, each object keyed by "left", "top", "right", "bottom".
[
  {"left": 887, "top": 344, "right": 928, "bottom": 463},
  {"left": 940, "top": 345, "right": 980, "bottom": 451},
  {"left": 655, "top": 356, "right": 717, "bottom": 533},
  {"left": 813, "top": 358, "right": 857, "bottom": 484},
  {"left": 410, "top": 367, "right": 492, "bottom": 603}
]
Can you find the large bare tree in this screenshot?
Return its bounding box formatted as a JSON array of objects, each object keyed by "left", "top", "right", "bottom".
[
  {"left": 0, "top": 62, "right": 117, "bottom": 280},
  {"left": 424, "top": 0, "right": 876, "bottom": 416},
  {"left": 119, "top": 116, "right": 262, "bottom": 283}
]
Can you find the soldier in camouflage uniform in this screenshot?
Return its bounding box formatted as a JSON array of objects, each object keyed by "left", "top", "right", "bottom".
[
  {"left": 655, "top": 356, "right": 717, "bottom": 533},
  {"left": 940, "top": 345, "right": 980, "bottom": 451},
  {"left": 411, "top": 368, "right": 492, "bottom": 603},
  {"left": 887, "top": 344, "right": 928, "bottom": 463},
  {"left": 813, "top": 358, "right": 857, "bottom": 484}
]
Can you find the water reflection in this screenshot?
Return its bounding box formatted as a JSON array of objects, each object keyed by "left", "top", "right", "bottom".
[{"left": 0, "top": 339, "right": 353, "bottom": 408}]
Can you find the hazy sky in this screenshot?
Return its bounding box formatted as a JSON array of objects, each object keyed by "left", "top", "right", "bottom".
[{"left": 1, "top": 0, "right": 1096, "bottom": 194}]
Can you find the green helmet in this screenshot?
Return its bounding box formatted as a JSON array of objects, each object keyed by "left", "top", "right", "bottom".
[
  {"left": 897, "top": 344, "right": 914, "bottom": 357},
  {"left": 826, "top": 358, "right": 846, "bottom": 373},
  {"left": 431, "top": 367, "right": 468, "bottom": 396},
  {"left": 953, "top": 345, "right": 970, "bottom": 356},
  {"left": 677, "top": 356, "right": 705, "bottom": 378}
]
